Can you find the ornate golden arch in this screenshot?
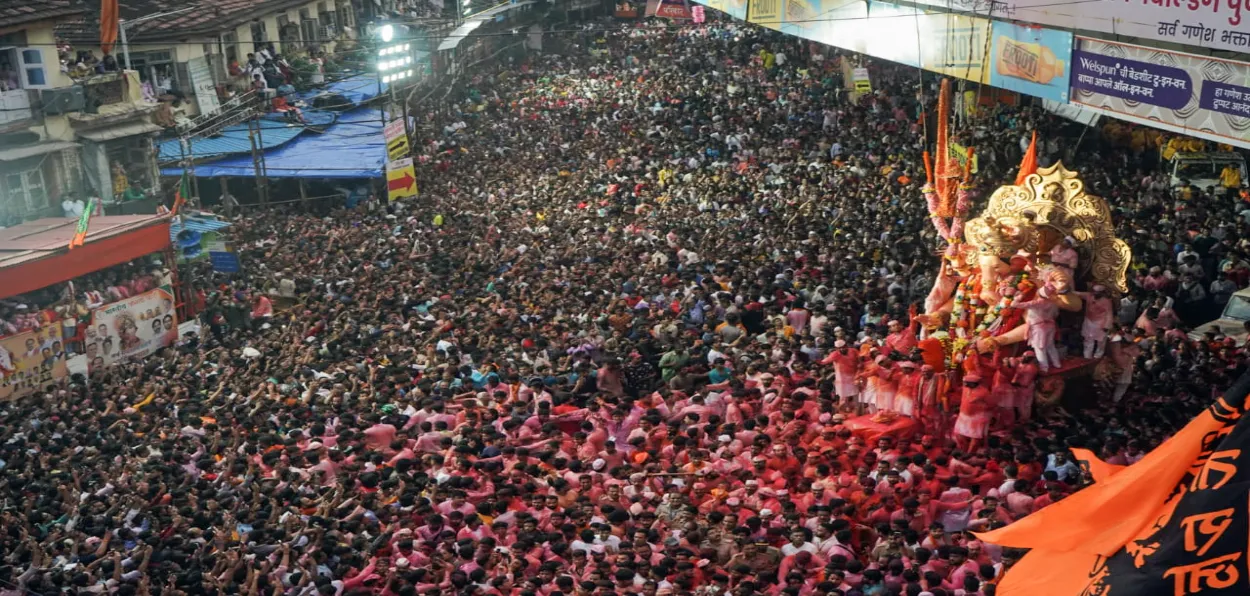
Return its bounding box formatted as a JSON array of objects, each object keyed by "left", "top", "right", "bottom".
[{"left": 963, "top": 162, "right": 1131, "bottom": 293}]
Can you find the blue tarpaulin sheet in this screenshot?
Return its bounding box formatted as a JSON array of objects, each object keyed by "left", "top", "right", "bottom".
[
  {"left": 157, "top": 120, "right": 306, "bottom": 162},
  {"left": 161, "top": 108, "right": 386, "bottom": 179},
  {"left": 297, "top": 74, "right": 388, "bottom": 106},
  {"left": 261, "top": 109, "right": 338, "bottom": 128}
]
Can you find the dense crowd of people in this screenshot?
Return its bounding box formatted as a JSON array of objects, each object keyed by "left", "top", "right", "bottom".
[{"left": 1, "top": 17, "right": 1247, "bottom": 596}]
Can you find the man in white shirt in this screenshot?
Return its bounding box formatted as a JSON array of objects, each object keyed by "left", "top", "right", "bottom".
[{"left": 780, "top": 529, "right": 817, "bottom": 556}]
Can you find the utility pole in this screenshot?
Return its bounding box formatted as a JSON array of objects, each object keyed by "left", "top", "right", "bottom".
[
  {"left": 256, "top": 119, "right": 269, "bottom": 204},
  {"left": 180, "top": 137, "right": 200, "bottom": 208},
  {"left": 246, "top": 118, "right": 269, "bottom": 205}
]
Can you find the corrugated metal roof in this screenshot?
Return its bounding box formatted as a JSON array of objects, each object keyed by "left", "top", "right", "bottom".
[
  {"left": 0, "top": 0, "right": 84, "bottom": 27},
  {"left": 0, "top": 141, "right": 79, "bottom": 162},
  {"left": 0, "top": 215, "right": 168, "bottom": 269},
  {"left": 156, "top": 120, "right": 305, "bottom": 162}
]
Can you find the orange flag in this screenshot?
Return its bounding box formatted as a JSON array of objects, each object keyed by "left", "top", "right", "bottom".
[
  {"left": 100, "top": 0, "right": 119, "bottom": 56},
  {"left": 1014, "top": 130, "right": 1038, "bottom": 186},
  {"left": 977, "top": 370, "right": 1250, "bottom": 595},
  {"left": 1070, "top": 448, "right": 1126, "bottom": 484}
]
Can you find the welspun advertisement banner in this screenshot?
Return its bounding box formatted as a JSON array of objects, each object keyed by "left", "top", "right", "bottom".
[
  {"left": 87, "top": 287, "right": 179, "bottom": 372},
  {"left": 906, "top": 0, "right": 1249, "bottom": 54},
  {"left": 1070, "top": 37, "right": 1250, "bottom": 149},
  {"left": 988, "top": 22, "right": 1073, "bottom": 102}
]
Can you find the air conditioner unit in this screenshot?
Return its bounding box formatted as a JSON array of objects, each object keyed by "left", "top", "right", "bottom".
[{"left": 40, "top": 86, "right": 86, "bottom": 115}]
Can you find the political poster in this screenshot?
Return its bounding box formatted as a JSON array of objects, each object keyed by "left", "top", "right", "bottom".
[
  {"left": 0, "top": 327, "right": 71, "bottom": 401},
  {"left": 906, "top": 0, "right": 1250, "bottom": 54},
  {"left": 86, "top": 287, "right": 179, "bottom": 373},
  {"left": 1070, "top": 37, "right": 1250, "bottom": 150},
  {"left": 989, "top": 22, "right": 1073, "bottom": 102}
]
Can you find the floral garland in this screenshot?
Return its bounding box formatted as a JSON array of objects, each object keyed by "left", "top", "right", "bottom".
[
  {"left": 974, "top": 271, "right": 1033, "bottom": 334},
  {"left": 950, "top": 276, "right": 983, "bottom": 337},
  {"left": 923, "top": 185, "right": 951, "bottom": 241}
]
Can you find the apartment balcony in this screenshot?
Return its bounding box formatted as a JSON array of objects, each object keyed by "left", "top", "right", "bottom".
[{"left": 67, "top": 70, "right": 159, "bottom": 131}]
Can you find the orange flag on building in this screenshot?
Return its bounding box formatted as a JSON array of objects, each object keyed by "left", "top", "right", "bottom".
[
  {"left": 100, "top": 0, "right": 119, "bottom": 56},
  {"left": 977, "top": 370, "right": 1250, "bottom": 595},
  {"left": 1014, "top": 130, "right": 1038, "bottom": 186}
]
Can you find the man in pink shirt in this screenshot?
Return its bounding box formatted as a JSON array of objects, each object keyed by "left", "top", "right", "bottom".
[{"left": 363, "top": 415, "right": 398, "bottom": 453}]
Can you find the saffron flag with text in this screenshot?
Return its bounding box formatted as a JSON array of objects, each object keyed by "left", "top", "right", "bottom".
[{"left": 977, "top": 369, "right": 1250, "bottom": 595}]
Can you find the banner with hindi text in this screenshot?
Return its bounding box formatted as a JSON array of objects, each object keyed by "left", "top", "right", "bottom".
[
  {"left": 1070, "top": 37, "right": 1250, "bottom": 150},
  {"left": 904, "top": 0, "right": 1250, "bottom": 54}
]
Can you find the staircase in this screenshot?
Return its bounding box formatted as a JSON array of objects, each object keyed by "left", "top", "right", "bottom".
[{"left": 179, "top": 90, "right": 265, "bottom": 138}]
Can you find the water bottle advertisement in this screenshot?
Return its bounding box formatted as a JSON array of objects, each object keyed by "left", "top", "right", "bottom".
[{"left": 989, "top": 23, "right": 1075, "bottom": 103}]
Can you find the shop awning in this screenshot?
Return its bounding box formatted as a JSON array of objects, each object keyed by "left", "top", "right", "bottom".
[
  {"left": 0, "top": 141, "right": 80, "bottom": 162},
  {"left": 77, "top": 121, "right": 164, "bottom": 142},
  {"left": 0, "top": 215, "right": 172, "bottom": 300}
]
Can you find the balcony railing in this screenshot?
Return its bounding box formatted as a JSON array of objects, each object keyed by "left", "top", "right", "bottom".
[{"left": 81, "top": 71, "right": 128, "bottom": 110}]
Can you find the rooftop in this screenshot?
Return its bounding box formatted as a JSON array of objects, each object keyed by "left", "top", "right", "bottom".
[
  {"left": 0, "top": 0, "right": 86, "bottom": 28},
  {"left": 57, "top": 0, "right": 317, "bottom": 43}
]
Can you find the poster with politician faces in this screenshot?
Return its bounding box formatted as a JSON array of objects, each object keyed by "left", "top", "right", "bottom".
[{"left": 86, "top": 287, "right": 179, "bottom": 373}]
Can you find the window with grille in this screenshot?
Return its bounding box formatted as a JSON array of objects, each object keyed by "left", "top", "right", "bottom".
[
  {"left": 251, "top": 21, "right": 268, "bottom": 50},
  {"left": 222, "top": 32, "right": 239, "bottom": 64},
  {"left": 319, "top": 2, "right": 337, "bottom": 34},
  {"left": 300, "top": 10, "right": 319, "bottom": 47},
  {"left": 336, "top": 0, "right": 355, "bottom": 29},
  {"left": 4, "top": 168, "right": 48, "bottom": 217}
]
